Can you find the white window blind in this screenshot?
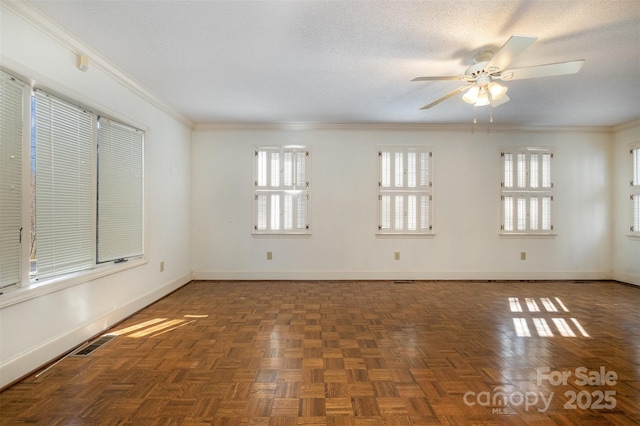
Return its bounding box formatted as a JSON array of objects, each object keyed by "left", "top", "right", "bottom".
[
  {"left": 0, "top": 71, "right": 24, "bottom": 288},
  {"left": 33, "top": 90, "right": 95, "bottom": 279},
  {"left": 378, "top": 146, "right": 432, "bottom": 234},
  {"left": 254, "top": 146, "right": 310, "bottom": 234},
  {"left": 97, "top": 117, "right": 144, "bottom": 262},
  {"left": 632, "top": 146, "right": 640, "bottom": 234},
  {"left": 501, "top": 149, "right": 553, "bottom": 234}
]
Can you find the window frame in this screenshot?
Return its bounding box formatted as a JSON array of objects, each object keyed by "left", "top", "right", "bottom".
[
  {"left": 499, "top": 147, "right": 555, "bottom": 237},
  {"left": 0, "top": 70, "right": 147, "bottom": 303},
  {"left": 0, "top": 71, "right": 26, "bottom": 290},
  {"left": 630, "top": 143, "right": 640, "bottom": 238},
  {"left": 252, "top": 145, "right": 311, "bottom": 236},
  {"left": 376, "top": 145, "right": 434, "bottom": 236}
]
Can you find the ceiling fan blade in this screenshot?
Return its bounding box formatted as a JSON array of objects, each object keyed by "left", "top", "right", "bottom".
[
  {"left": 412, "top": 76, "right": 466, "bottom": 81},
  {"left": 485, "top": 35, "right": 538, "bottom": 72},
  {"left": 419, "top": 85, "right": 473, "bottom": 110},
  {"left": 500, "top": 60, "right": 585, "bottom": 81}
]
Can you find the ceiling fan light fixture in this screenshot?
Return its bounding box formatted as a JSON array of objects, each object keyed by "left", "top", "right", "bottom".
[
  {"left": 491, "top": 94, "right": 510, "bottom": 108},
  {"left": 488, "top": 82, "right": 508, "bottom": 100},
  {"left": 463, "top": 86, "right": 480, "bottom": 104},
  {"left": 464, "top": 84, "right": 499, "bottom": 107},
  {"left": 474, "top": 89, "right": 490, "bottom": 107}
]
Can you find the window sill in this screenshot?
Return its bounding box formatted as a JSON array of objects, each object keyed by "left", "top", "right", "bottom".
[
  {"left": 376, "top": 233, "right": 435, "bottom": 238},
  {"left": 252, "top": 233, "right": 311, "bottom": 238},
  {"left": 627, "top": 234, "right": 640, "bottom": 240},
  {"left": 0, "top": 257, "right": 147, "bottom": 309},
  {"left": 499, "top": 233, "right": 557, "bottom": 239}
]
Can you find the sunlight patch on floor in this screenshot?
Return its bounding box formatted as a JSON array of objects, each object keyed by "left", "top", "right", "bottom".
[
  {"left": 107, "top": 315, "right": 209, "bottom": 338},
  {"left": 509, "top": 297, "right": 588, "bottom": 338}
]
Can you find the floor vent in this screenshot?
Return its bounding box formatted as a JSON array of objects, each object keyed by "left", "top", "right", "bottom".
[
  {"left": 72, "top": 335, "right": 116, "bottom": 357},
  {"left": 393, "top": 280, "right": 415, "bottom": 284}
]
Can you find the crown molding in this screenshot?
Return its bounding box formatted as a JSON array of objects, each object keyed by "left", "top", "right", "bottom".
[
  {"left": 3, "top": 0, "right": 193, "bottom": 129},
  {"left": 193, "top": 121, "right": 613, "bottom": 134},
  {"left": 612, "top": 117, "right": 640, "bottom": 133}
]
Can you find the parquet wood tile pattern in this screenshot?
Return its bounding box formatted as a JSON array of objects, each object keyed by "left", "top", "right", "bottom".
[{"left": 1, "top": 280, "right": 639, "bottom": 425}]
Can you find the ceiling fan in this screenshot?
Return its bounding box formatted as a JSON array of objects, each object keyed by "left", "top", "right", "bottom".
[{"left": 412, "top": 35, "right": 585, "bottom": 111}]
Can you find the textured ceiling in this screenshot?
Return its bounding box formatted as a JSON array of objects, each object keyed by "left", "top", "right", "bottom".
[{"left": 28, "top": 0, "right": 640, "bottom": 127}]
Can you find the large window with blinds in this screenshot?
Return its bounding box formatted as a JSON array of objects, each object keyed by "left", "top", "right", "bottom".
[
  {"left": 631, "top": 145, "right": 640, "bottom": 236},
  {"left": 0, "top": 70, "right": 144, "bottom": 289},
  {"left": 500, "top": 148, "right": 554, "bottom": 235},
  {"left": 377, "top": 146, "right": 433, "bottom": 235},
  {"left": 31, "top": 90, "right": 145, "bottom": 281},
  {"left": 253, "top": 146, "right": 310, "bottom": 234},
  {"left": 0, "top": 71, "right": 25, "bottom": 289}
]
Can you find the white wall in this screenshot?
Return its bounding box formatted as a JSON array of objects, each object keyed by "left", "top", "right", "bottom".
[
  {"left": 0, "top": 4, "right": 192, "bottom": 388},
  {"left": 192, "top": 125, "right": 613, "bottom": 281},
  {"left": 612, "top": 120, "right": 640, "bottom": 285}
]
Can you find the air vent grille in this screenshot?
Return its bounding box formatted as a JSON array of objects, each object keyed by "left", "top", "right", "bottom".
[{"left": 72, "top": 335, "right": 116, "bottom": 356}]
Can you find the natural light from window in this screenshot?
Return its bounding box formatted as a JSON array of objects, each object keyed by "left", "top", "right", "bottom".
[
  {"left": 509, "top": 297, "right": 589, "bottom": 338},
  {"left": 107, "top": 314, "right": 208, "bottom": 338}
]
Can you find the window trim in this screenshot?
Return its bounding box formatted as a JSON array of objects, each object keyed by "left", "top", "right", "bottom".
[
  {"left": 630, "top": 143, "right": 640, "bottom": 239},
  {"left": 0, "top": 256, "right": 147, "bottom": 308},
  {"left": 499, "top": 147, "right": 556, "bottom": 237},
  {"left": 0, "top": 71, "right": 26, "bottom": 289}
]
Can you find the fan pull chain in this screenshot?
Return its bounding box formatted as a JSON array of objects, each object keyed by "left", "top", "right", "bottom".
[
  {"left": 490, "top": 105, "right": 494, "bottom": 123},
  {"left": 473, "top": 105, "right": 477, "bottom": 124}
]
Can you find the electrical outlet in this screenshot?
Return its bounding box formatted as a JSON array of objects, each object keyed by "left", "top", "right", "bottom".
[
  {"left": 394, "top": 252, "right": 400, "bottom": 260},
  {"left": 160, "top": 261, "right": 165, "bottom": 272},
  {"left": 267, "top": 251, "right": 273, "bottom": 260},
  {"left": 520, "top": 252, "right": 526, "bottom": 261}
]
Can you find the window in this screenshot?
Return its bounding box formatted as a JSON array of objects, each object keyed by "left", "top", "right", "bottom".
[
  {"left": 33, "top": 90, "right": 95, "bottom": 278},
  {"left": 377, "top": 146, "right": 433, "bottom": 235},
  {"left": 253, "top": 146, "right": 310, "bottom": 234},
  {"left": 631, "top": 145, "right": 640, "bottom": 235},
  {"left": 500, "top": 148, "right": 554, "bottom": 235},
  {"left": 30, "top": 90, "right": 145, "bottom": 281},
  {"left": 97, "top": 118, "right": 144, "bottom": 262},
  {"left": 0, "top": 73, "right": 145, "bottom": 289},
  {"left": 0, "top": 71, "right": 25, "bottom": 289}
]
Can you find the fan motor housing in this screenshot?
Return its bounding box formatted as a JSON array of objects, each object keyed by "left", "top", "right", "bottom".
[{"left": 465, "top": 61, "right": 493, "bottom": 84}]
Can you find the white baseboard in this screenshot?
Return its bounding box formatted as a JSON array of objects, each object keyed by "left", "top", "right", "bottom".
[
  {"left": 0, "top": 272, "right": 192, "bottom": 389},
  {"left": 611, "top": 272, "right": 640, "bottom": 287},
  {"left": 193, "top": 270, "right": 612, "bottom": 281}
]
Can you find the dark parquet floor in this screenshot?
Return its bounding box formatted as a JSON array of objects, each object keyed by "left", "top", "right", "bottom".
[{"left": 1, "top": 280, "right": 639, "bottom": 425}]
